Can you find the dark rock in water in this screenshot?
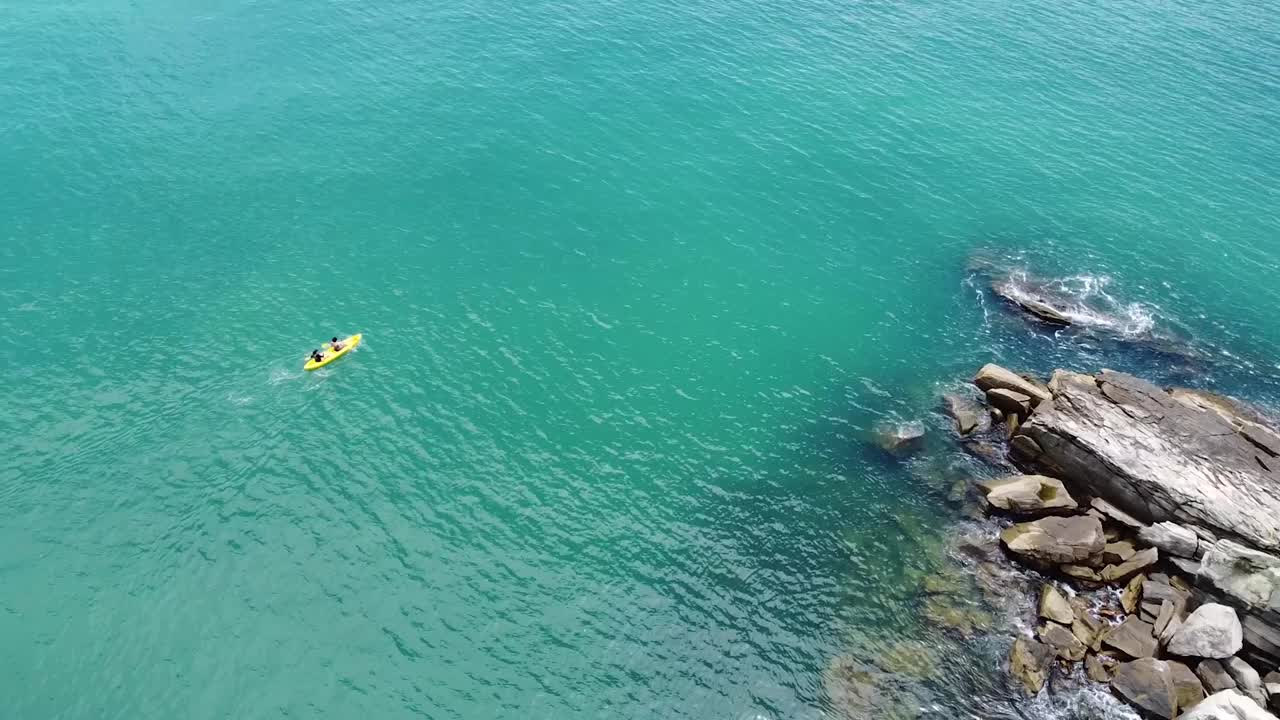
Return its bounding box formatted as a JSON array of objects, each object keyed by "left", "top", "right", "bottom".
[
  {"left": 1008, "top": 433, "right": 1043, "bottom": 463},
  {"left": 973, "top": 364, "right": 1051, "bottom": 406},
  {"left": 1062, "top": 564, "right": 1103, "bottom": 583},
  {"left": 1020, "top": 370, "right": 1280, "bottom": 552},
  {"left": 1168, "top": 660, "right": 1207, "bottom": 714},
  {"left": 1009, "top": 636, "right": 1053, "bottom": 695},
  {"left": 1196, "top": 659, "right": 1238, "bottom": 693},
  {"left": 980, "top": 475, "right": 1078, "bottom": 517},
  {"left": 1039, "top": 621, "right": 1088, "bottom": 661},
  {"left": 991, "top": 279, "right": 1074, "bottom": 326},
  {"left": 1105, "top": 616, "right": 1160, "bottom": 659},
  {"left": 1225, "top": 657, "right": 1267, "bottom": 706},
  {"left": 943, "top": 393, "right": 985, "bottom": 436},
  {"left": 1001, "top": 515, "right": 1105, "bottom": 566},
  {"left": 873, "top": 421, "right": 926, "bottom": 455},
  {"left": 1112, "top": 657, "right": 1178, "bottom": 719},
  {"left": 961, "top": 438, "right": 1012, "bottom": 470},
  {"left": 1168, "top": 604, "right": 1244, "bottom": 660}
]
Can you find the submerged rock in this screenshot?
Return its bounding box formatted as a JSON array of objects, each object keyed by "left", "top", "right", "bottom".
[
  {"left": 1168, "top": 604, "right": 1244, "bottom": 660},
  {"left": 1001, "top": 515, "right": 1105, "bottom": 566},
  {"left": 1179, "top": 689, "right": 1277, "bottom": 720},
  {"left": 943, "top": 394, "right": 985, "bottom": 436},
  {"left": 1113, "top": 657, "right": 1178, "bottom": 719},
  {"left": 980, "top": 475, "right": 1077, "bottom": 517},
  {"left": 873, "top": 421, "right": 926, "bottom": 455}
]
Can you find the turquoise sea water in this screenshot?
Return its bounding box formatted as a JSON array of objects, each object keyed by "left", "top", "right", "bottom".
[{"left": 4, "top": 0, "right": 1280, "bottom": 717}]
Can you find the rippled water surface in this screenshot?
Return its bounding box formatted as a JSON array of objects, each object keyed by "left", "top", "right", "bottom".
[{"left": 3, "top": 0, "right": 1279, "bottom": 718}]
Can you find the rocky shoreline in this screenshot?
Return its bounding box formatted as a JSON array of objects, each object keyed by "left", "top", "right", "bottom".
[{"left": 947, "top": 363, "right": 1280, "bottom": 719}]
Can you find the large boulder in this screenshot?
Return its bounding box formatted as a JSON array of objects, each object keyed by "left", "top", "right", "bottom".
[
  {"left": 1168, "top": 604, "right": 1244, "bottom": 659},
  {"left": 1017, "top": 370, "right": 1280, "bottom": 552},
  {"left": 1112, "top": 657, "right": 1178, "bottom": 719},
  {"left": 1039, "top": 622, "right": 1088, "bottom": 661},
  {"left": 1140, "top": 522, "right": 1202, "bottom": 559},
  {"left": 1105, "top": 616, "right": 1160, "bottom": 659},
  {"left": 974, "top": 364, "right": 1052, "bottom": 406},
  {"left": 1179, "top": 690, "right": 1279, "bottom": 720},
  {"left": 1001, "top": 515, "right": 1105, "bottom": 566},
  {"left": 981, "top": 475, "right": 1078, "bottom": 517},
  {"left": 1198, "top": 540, "right": 1280, "bottom": 613},
  {"left": 988, "top": 389, "right": 1033, "bottom": 418}
]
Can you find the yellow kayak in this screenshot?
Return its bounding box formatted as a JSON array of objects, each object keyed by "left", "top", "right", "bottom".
[{"left": 304, "top": 333, "right": 362, "bottom": 371}]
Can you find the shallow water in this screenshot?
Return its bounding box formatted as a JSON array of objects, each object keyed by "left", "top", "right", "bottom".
[{"left": 3, "top": 0, "right": 1279, "bottom": 718}]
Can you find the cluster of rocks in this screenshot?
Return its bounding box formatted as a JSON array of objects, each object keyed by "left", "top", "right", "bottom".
[{"left": 950, "top": 364, "right": 1280, "bottom": 719}]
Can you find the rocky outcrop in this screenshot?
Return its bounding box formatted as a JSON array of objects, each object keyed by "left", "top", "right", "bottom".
[
  {"left": 1169, "top": 605, "right": 1244, "bottom": 659},
  {"left": 1113, "top": 658, "right": 1178, "bottom": 719},
  {"left": 943, "top": 394, "right": 984, "bottom": 436},
  {"left": 1015, "top": 371, "right": 1280, "bottom": 552},
  {"left": 1180, "top": 690, "right": 1279, "bottom": 720},
  {"left": 1000, "top": 515, "right": 1104, "bottom": 566},
  {"left": 981, "top": 475, "right": 1078, "bottom": 517}
]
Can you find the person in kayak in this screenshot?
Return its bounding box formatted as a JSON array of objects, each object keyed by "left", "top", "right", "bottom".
[
  {"left": 330, "top": 337, "right": 344, "bottom": 351},
  {"left": 309, "top": 349, "right": 325, "bottom": 363}
]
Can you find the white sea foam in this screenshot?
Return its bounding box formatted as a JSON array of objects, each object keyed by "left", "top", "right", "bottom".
[{"left": 997, "top": 271, "right": 1158, "bottom": 337}]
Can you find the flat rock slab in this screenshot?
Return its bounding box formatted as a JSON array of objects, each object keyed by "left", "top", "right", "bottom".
[
  {"left": 1113, "top": 657, "right": 1177, "bottom": 719},
  {"left": 982, "top": 475, "right": 1078, "bottom": 517},
  {"left": 1020, "top": 371, "right": 1280, "bottom": 552},
  {"left": 1001, "top": 515, "right": 1105, "bottom": 566},
  {"left": 1105, "top": 616, "right": 1159, "bottom": 659}
]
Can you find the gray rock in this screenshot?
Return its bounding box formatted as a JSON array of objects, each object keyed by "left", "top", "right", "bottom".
[
  {"left": 1001, "top": 515, "right": 1105, "bottom": 566},
  {"left": 1063, "top": 564, "right": 1104, "bottom": 582},
  {"left": 1009, "top": 433, "right": 1044, "bottom": 463},
  {"left": 1198, "top": 540, "right": 1280, "bottom": 613},
  {"left": 1103, "top": 547, "right": 1160, "bottom": 583},
  {"left": 1040, "top": 621, "right": 1088, "bottom": 662},
  {"left": 1162, "top": 616, "right": 1186, "bottom": 646},
  {"left": 943, "top": 394, "right": 985, "bottom": 436},
  {"left": 990, "top": 280, "right": 1075, "bottom": 327},
  {"left": 1113, "top": 657, "right": 1178, "bottom": 719},
  {"left": 1105, "top": 616, "right": 1160, "bottom": 659},
  {"left": 1087, "top": 651, "right": 1120, "bottom": 682},
  {"left": 1241, "top": 613, "right": 1280, "bottom": 668},
  {"left": 1198, "top": 660, "right": 1239, "bottom": 693},
  {"left": 1019, "top": 370, "right": 1280, "bottom": 552},
  {"left": 1172, "top": 557, "right": 1204, "bottom": 577},
  {"left": 1092, "top": 497, "right": 1145, "bottom": 530},
  {"left": 1226, "top": 657, "right": 1267, "bottom": 706},
  {"left": 1140, "top": 522, "right": 1201, "bottom": 559},
  {"left": 1155, "top": 601, "right": 1178, "bottom": 639},
  {"left": 1170, "top": 660, "right": 1208, "bottom": 714},
  {"left": 1144, "top": 579, "right": 1190, "bottom": 610},
  {"left": 973, "top": 364, "right": 1052, "bottom": 407},
  {"left": 980, "top": 475, "right": 1078, "bottom": 517},
  {"left": 1122, "top": 573, "right": 1146, "bottom": 614},
  {"left": 988, "top": 388, "right": 1033, "bottom": 418},
  {"left": 1168, "top": 604, "right": 1244, "bottom": 659},
  {"left": 1039, "top": 584, "right": 1075, "bottom": 625},
  {"left": 1009, "top": 636, "right": 1052, "bottom": 695},
  {"left": 873, "top": 421, "right": 926, "bottom": 455},
  {"left": 1105, "top": 540, "right": 1138, "bottom": 565},
  {"left": 1179, "top": 690, "right": 1276, "bottom": 720}
]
